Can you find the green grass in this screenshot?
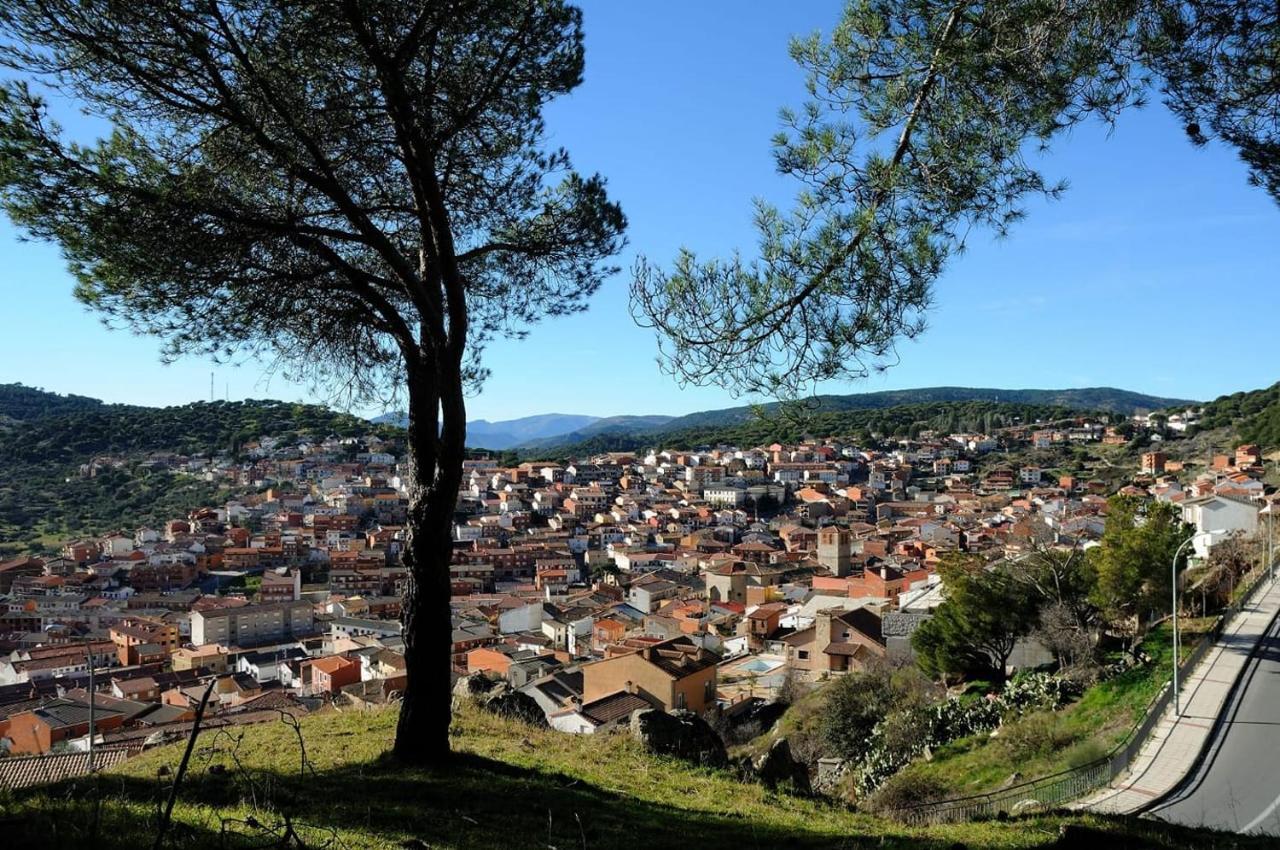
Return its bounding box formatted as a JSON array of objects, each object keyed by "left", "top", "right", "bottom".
[
  {"left": 899, "top": 620, "right": 1212, "bottom": 799},
  {"left": 0, "top": 701, "right": 1269, "bottom": 849}
]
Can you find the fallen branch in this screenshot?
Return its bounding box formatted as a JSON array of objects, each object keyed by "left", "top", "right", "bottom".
[{"left": 152, "top": 676, "right": 216, "bottom": 850}]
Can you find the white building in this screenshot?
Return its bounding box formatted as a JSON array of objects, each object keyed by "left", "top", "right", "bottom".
[{"left": 1182, "top": 495, "right": 1260, "bottom": 557}]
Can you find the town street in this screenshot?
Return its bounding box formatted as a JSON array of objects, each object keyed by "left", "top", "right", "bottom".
[{"left": 1151, "top": 612, "right": 1280, "bottom": 835}]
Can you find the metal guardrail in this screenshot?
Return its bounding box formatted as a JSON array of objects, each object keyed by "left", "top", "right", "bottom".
[{"left": 881, "top": 564, "right": 1275, "bottom": 825}]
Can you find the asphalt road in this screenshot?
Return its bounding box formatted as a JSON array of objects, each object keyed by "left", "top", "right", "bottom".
[{"left": 1150, "top": 613, "right": 1280, "bottom": 835}]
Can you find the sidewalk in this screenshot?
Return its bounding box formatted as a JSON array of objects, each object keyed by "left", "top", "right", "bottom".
[{"left": 1079, "top": 575, "right": 1280, "bottom": 815}]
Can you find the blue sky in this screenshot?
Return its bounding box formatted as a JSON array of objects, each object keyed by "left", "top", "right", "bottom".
[{"left": 2, "top": 1, "right": 1277, "bottom": 421}]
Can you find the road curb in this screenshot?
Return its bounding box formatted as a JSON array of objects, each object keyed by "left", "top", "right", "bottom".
[{"left": 1136, "top": 581, "right": 1280, "bottom": 817}]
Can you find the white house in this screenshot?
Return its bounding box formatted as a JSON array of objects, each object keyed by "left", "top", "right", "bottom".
[{"left": 1182, "top": 494, "right": 1259, "bottom": 557}]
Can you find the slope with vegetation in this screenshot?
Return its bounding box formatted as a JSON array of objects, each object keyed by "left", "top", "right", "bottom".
[
  {"left": 509, "top": 386, "right": 1189, "bottom": 451},
  {"left": 526, "top": 400, "right": 1118, "bottom": 460},
  {"left": 0, "top": 383, "right": 107, "bottom": 421},
  {"left": 755, "top": 494, "right": 1269, "bottom": 812},
  {"left": 3, "top": 703, "right": 1268, "bottom": 850},
  {"left": 1191, "top": 381, "right": 1280, "bottom": 449},
  {"left": 0, "top": 386, "right": 393, "bottom": 557}
]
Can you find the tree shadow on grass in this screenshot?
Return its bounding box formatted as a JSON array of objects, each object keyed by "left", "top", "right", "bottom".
[
  {"left": 3, "top": 745, "right": 975, "bottom": 850},
  {"left": 4, "top": 742, "right": 1273, "bottom": 850}
]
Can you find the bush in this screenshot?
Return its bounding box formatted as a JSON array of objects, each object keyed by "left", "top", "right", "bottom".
[
  {"left": 997, "top": 711, "right": 1077, "bottom": 762},
  {"left": 863, "top": 767, "right": 952, "bottom": 815},
  {"left": 820, "top": 662, "right": 939, "bottom": 764},
  {"left": 819, "top": 667, "right": 897, "bottom": 763},
  {"left": 1063, "top": 738, "right": 1108, "bottom": 769}
]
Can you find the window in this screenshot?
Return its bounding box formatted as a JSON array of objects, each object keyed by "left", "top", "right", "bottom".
[
  {"left": 675, "top": 692, "right": 686, "bottom": 709},
  {"left": 798, "top": 650, "right": 809, "bottom": 660}
]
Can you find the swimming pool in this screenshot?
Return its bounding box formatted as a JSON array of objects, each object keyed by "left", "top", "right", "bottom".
[{"left": 740, "top": 658, "right": 782, "bottom": 674}]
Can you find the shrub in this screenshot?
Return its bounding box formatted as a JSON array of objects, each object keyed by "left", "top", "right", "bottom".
[
  {"left": 819, "top": 667, "right": 898, "bottom": 763},
  {"left": 998, "top": 711, "right": 1077, "bottom": 762},
  {"left": 1063, "top": 738, "right": 1108, "bottom": 769},
  {"left": 863, "top": 767, "right": 952, "bottom": 815}
]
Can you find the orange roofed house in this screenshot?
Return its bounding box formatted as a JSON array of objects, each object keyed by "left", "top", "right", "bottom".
[
  {"left": 310, "top": 655, "right": 362, "bottom": 695},
  {"left": 580, "top": 635, "right": 719, "bottom": 714}
]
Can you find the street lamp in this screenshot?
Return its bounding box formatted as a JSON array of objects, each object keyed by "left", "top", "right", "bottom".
[
  {"left": 1262, "top": 488, "right": 1276, "bottom": 583},
  {"left": 1172, "top": 528, "right": 1225, "bottom": 716}
]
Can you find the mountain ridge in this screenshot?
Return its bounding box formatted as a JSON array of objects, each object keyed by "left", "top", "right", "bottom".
[
  {"left": 506, "top": 386, "right": 1194, "bottom": 450},
  {"left": 2, "top": 382, "right": 1196, "bottom": 453}
]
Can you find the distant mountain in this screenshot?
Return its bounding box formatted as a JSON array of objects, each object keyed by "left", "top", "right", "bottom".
[
  {"left": 371, "top": 411, "right": 645, "bottom": 449},
  {"left": 656, "top": 387, "right": 1191, "bottom": 432},
  {"left": 517, "top": 415, "right": 676, "bottom": 449},
  {"left": 376, "top": 387, "right": 1191, "bottom": 450}
]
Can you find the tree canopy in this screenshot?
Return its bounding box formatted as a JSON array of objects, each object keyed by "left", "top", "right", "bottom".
[
  {"left": 632, "top": 1, "right": 1280, "bottom": 400},
  {"left": 912, "top": 553, "right": 1040, "bottom": 683},
  {"left": 1087, "top": 495, "right": 1190, "bottom": 631},
  {"left": 0, "top": 0, "right": 625, "bottom": 766}
]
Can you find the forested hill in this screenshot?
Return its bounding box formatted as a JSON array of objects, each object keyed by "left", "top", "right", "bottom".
[
  {"left": 523, "top": 399, "right": 1115, "bottom": 460},
  {"left": 0, "top": 397, "right": 382, "bottom": 465},
  {"left": 520, "top": 386, "right": 1193, "bottom": 449},
  {"left": 0, "top": 390, "right": 393, "bottom": 555},
  {"left": 660, "top": 386, "right": 1191, "bottom": 432},
  {"left": 1192, "top": 381, "right": 1280, "bottom": 448},
  {"left": 0, "top": 382, "right": 111, "bottom": 421}
]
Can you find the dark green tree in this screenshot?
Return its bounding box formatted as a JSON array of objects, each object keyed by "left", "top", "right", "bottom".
[
  {"left": 1088, "top": 495, "right": 1190, "bottom": 641},
  {"left": 0, "top": 0, "right": 625, "bottom": 766},
  {"left": 912, "top": 554, "right": 1039, "bottom": 683}
]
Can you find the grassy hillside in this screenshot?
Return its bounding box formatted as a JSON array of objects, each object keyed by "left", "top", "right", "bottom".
[
  {"left": 4, "top": 703, "right": 1267, "bottom": 849},
  {"left": 891, "top": 620, "right": 1210, "bottom": 801}
]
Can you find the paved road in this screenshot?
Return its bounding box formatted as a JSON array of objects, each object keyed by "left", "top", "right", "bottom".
[{"left": 1150, "top": 614, "right": 1280, "bottom": 835}]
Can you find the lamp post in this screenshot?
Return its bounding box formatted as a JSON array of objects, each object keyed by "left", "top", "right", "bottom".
[
  {"left": 1172, "top": 528, "right": 1225, "bottom": 716},
  {"left": 1264, "top": 486, "right": 1276, "bottom": 583}
]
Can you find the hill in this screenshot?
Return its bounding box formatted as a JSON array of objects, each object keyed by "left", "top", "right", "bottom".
[
  {"left": 524, "top": 399, "right": 1122, "bottom": 460},
  {"left": 374, "top": 387, "right": 1184, "bottom": 451},
  {"left": 0, "top": 382, "right": 110, "bottom": 421},
  {"left": 1192, "top": 381, "right": 1280, "bottom": 448},
  {"left": 0, "top": 394, "right": 392, "bottom": 555},
  {"left": 658, "top": 387, "right": 1192, "bottom": 433},
  {"left": 372, "top": 411, "right": 675, "bottom": 449},
  {"left": 5, "top": 703, "right": 1263, "bottom": 850},
  {"left": 513, "top": 414, "right": 677, "bottom": 448}
]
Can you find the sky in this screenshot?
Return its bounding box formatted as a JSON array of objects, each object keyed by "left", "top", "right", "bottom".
[{"left": 1, "top": 2, "right": 1278, "bottom": 422}]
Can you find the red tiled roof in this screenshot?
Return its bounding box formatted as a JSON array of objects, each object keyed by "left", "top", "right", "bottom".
[{"left": 0, "top": 747, "right": 137, "bottom": 790}]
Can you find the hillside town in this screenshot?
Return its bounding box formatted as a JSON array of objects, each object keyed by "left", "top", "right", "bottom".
[{"left": 0, "top": 407, "right": 1272, "bottom": 785}]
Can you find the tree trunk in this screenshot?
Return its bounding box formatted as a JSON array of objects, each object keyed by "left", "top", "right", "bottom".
[{"left": 392, "top": 359, "right": 464, "bottom": 767}]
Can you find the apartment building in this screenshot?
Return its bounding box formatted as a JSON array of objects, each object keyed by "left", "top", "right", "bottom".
[{"left": 191, "top": 599, "right": 315, "bottom": 647}]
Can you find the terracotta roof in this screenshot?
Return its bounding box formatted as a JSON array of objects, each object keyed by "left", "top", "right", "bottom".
[
  {"left": 311, "top": 655, "right": 357, "bottom": 675},
  {"left": 641, "top": 636, "right": 719, "bottom": 678},
  {"left": 579, "top": 690, "right": 656, "bottom": 725},
  {"left": 0, "top": 747, "right": 137, "bottom": 790}
]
